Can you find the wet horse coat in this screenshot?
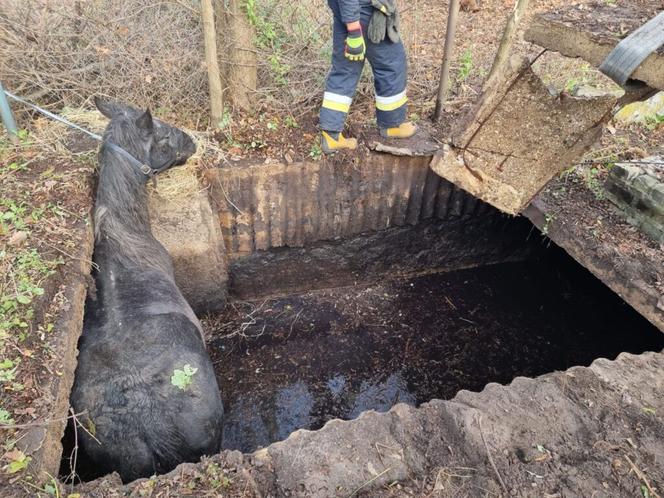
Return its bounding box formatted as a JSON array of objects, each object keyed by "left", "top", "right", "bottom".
[{"left": 70, "top": 99, "right": 223, "bottom": 482}]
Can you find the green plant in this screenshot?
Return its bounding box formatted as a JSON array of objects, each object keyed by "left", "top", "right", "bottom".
[
  {"left": 244, "top": 0, "right": 318, "bottom": 87},
  {"left": 243, "top": 0, "right": 258, "bottom": 27},
  {"left": 283, "top": 116, "right": 298, "bottom": 129},
  {"left": 583, "top": 166, "right": 606, "bottom": 199},
  {"left": 564, "top": 78, "right": 579, "bottom": 93},
  {"left": 4, "top": 449, "right": 31, "bottom": 473},
  {"left": 246, "top": 139, "right": 266, "bottom": 150},
  {"left": 171, "top": 364, "right": 198, "bottom": 390},
  {"left": 0, "top": 162, "right": 28, "bottom": 175},
  {"left": 17, "top": 129, "right": 30, "bottom": 143},
  {"left": 309, "top": 143, "right": 322, "bottom": 160},
  {"left": 0, "top": 248, "right": 62, "bottom": 343},
  {"left": 456, "top": 47, "right": 474, "bottom": 83},
  {"left": 0, "top": 199, "right": 29, "bottom": 231},
  {"left": 268, "top": 54, "right": 290, "bottom": 86},
  {"left": 217, "top": 106, "right": 233, "bottom": 130},
  {"left": 644, "top": 113, "right": 664, "bottom": 130},
  {"left": 0, "top": 408, "right": 14, "bottom": 426},
  {"left": 0, "top": 359, "right": 17, "bottom": 382},
  {"left": 542, "top": 213, "right": 555, "bottom": 235}
]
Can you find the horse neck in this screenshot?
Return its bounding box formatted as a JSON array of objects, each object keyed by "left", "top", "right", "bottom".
[
  {"left": 94, "top": 146, "right": 169, "bottom": 272},
  {"left": 96, "top": 141, "right": 149, "bottom": 227}
]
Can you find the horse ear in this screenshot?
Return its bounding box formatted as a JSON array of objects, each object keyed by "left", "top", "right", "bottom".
[
  {"left": 95, "top": 96, "right": 121, "bottom": 119},
  {"left": 136, "top": 109, "right": 154, "bottom": 133}
]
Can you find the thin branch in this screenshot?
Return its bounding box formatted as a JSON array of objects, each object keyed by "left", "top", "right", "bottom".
[
  {"left": 478, "top": 415, "right": 509, "bottom": 495},
  {"left": 347, "top": 467, "right": 393, "bottom": 498},
  {"left": 434, "top": 0, "right": 461, "bottom": 121},
  {"left": 0, "top": 410, "right": 87, "bottom": 430},
  {"left": 625, "top": 455, "right": 660, "bottom": 498}
]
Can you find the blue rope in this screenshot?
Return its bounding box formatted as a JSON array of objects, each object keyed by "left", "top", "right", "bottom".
[
  {"left": 3, "top": 90, "right": 156, "bottom": 176},
  {"left": 4, "top": 91, "right": 103, "bottom": 141}
]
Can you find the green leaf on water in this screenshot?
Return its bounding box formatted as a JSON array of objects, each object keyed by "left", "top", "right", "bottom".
[{"left": 171, "top": 364, "right": 198, "bottom": 390}]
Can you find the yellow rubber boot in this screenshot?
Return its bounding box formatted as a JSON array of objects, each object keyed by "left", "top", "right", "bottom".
[
  {"left": 321, "top": 131, "right": 358, "bottom": 154},
  {"left": 380, "top": 122, "right": 418, "bottom": 139}
]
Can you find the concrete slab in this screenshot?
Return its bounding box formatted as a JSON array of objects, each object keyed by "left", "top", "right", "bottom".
[{"left": 525, "top": 1, "right": 664, "bottom": 91}]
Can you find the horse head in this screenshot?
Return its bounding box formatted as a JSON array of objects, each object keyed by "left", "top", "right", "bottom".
[{"left": 94, "top": 97, "right": 196, "bottom": 177}]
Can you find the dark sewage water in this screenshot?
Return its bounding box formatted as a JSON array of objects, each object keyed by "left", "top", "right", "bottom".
[{"left": 205, "top": 248, "right": 664, "bottom": 453}]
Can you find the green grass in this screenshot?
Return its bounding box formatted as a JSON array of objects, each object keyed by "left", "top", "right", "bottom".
[{"left": 456, "top": 47, "right": 474, "bottom": 84}]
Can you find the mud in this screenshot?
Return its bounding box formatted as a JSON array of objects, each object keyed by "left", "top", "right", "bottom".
[{"left": 204, "top": 247, "right": 664, "bottom": 454}]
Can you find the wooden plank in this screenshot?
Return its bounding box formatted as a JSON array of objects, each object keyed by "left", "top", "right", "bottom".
[{"left": 525, "top": 1, "right": 664, "bottom": 90}]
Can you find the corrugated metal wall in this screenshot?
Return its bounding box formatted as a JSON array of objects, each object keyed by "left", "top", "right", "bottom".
[{"left": 205, "top": 156, "right": 491, "bottom": 258}]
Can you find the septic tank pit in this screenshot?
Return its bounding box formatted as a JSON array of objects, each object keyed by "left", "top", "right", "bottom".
[
  {"left": 204, "top": 247, "right": 664, "bottom": 454},
  {"left": 60, "top": 156, "right": 664, "bottom": 485}
]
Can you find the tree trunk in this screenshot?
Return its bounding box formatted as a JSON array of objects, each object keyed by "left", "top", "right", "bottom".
[
  {"left": 219, "top": 0, "right": 257, "bottom": 111},
  {"left": 434, "top": 0, "right": 461, "bottom": 121},
  {"left": 486, "top": 0, "right": 531, "bottom": 84},
  {"left": 201, "top": 0, "right": 224, "bottom": 126}
]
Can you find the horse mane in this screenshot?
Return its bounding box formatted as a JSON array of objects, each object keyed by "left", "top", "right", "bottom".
[{"left": 93, "top": 112, "right": 172, "bottom": 274}]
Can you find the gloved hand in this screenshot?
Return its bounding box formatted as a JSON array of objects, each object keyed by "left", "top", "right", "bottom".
[
  {"left": 368, "top": 0, "right": 400, "bottom": 44},
  {"left": 344, "top": 26, "right": 366, "bottom": 62}
]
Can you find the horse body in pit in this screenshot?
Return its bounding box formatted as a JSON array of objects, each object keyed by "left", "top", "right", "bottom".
[{"left": 70, "top": 98, "right": 223, "bottom": 482}]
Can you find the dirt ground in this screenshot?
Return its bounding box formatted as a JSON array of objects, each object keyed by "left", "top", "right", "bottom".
[
  {"left": 202, "top": 0, "right": 611, "bottom": 166},
  {"left": 0, "top": 123, "right": 96, "bottom": 496},
  {"left": 1, "top": 0, "right": 663, "bottom": 496}
]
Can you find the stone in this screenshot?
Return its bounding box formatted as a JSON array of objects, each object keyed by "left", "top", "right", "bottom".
[
  {"left": 604, "top": 158, "right": 664, "bottom": 242},
  {"left": 571, "top": 85, "right": 623, "bottom": 99},
  {"left": 434, "top": 63, "right": 620, "bottom": 214},
  {"left": 148, "top": 166, "right": 228, "bottom": 313},
  {"left": 614, "top": 91, "right": 664, "bottom": 125}
]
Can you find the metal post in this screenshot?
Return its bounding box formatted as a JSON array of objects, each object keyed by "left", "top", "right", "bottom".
[
  {"left": 0, "top": 82, "right": 19, "bottom": 142},
  {"left": 433, "top": 0, "right": 461, "bottom": 122}
]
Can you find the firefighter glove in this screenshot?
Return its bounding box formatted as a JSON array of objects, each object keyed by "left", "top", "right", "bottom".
[
  {"left": 368, "top": 0, "right": 401, "bottom": 44},
  {"left": 344, "top": 27, "right": 366, "bottom": 62}
]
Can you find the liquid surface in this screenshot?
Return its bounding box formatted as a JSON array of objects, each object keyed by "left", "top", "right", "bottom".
[{"left": 205, "top": 252, "right": 664, "bottom": 453}]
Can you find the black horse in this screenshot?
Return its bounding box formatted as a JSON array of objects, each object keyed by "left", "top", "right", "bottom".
[{"left": 70, "top": 98, "right": 223, "bottom": 482}]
